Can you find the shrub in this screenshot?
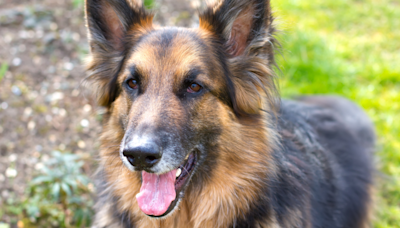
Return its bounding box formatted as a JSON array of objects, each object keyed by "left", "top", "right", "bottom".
[{"left": 22, "top": 151, "right": 94, "bottom": 228}]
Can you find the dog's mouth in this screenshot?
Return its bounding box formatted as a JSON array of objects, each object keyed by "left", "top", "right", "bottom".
[{"left": 136, "top": 151, "right": 197, "bottom": 217}]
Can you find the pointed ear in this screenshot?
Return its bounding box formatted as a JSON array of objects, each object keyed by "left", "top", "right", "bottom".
[
  {"left": 199, "top": 0, "right": 275, "bottom": 57},
  {"left": 199, "top": 0, "right": 278, "bottom": 116},
  {"left": 84, "top": 0, "right": 152, "bottom": 107},
  {"left": 85, "top": 0, "right": 152, "bottom": 52}
]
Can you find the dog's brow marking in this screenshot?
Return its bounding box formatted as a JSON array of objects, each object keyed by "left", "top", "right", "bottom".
[
  {"left": 129, "top": 65, "right": 137, "bottom": 77},
  {"left": 185, "top": 68, "right": 204, "bottom": 81}
]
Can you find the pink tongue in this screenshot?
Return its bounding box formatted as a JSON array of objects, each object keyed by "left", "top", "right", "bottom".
[{"left": 136, "top": 170, "right": 177, "bottom": 216}]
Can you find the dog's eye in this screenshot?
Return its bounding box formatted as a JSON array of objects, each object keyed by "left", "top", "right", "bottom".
[
  {"left": 187, "top": 83, "right": 202, "bottom": 93},
  {"left": 127, "top": 79, "right": 138, "bottom": 90}
]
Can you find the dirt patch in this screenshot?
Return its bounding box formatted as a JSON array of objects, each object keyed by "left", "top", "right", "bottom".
[{"left": 0, "top": 0, "right": 197, "bottom": 224}]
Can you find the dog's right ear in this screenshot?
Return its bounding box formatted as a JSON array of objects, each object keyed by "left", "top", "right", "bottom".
[
  {"left": 199, "top": 0, "right": 278, "bottom": 117},
  {"left": 84, "top": 0, "right": 152, "bottom": 107}
]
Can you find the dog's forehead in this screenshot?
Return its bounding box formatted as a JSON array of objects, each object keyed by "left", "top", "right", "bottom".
[{"left": 126, "top": 28, "right": 208, "bottom": 76}]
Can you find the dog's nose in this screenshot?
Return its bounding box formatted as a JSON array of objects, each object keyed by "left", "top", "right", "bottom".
[{"left": 122, "top": 141, "right": 162, "bottom": 168}]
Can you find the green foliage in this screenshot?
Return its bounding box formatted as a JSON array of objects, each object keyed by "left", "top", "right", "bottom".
[
  {"left": 0, "top": 63, "right": 8, "bottom": 82},
  {"left": 22, "top": 151, "right": 94, "bottom": 228},
  {"left": 144, "top": 0, "right": 155, "bottom": 9},
  {"left": 273, "top": 0, "right": 400, "bottom": 227},
  {"left": 1, "top": 192, "right": 24, "bottom": 226},
  {"left": 72, "top": 0, "right": 84, "bottom": 9}
]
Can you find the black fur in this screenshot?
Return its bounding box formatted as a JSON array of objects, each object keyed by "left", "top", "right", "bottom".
[
  {"left": 234, "top": 97, "right": 374, "bottom": 228},
  {"left": 199, "top": 0, "right": 278, "bottom": 118},
  {"left": 86, "top": 1, "right": 374, "bottom": 227},
  {"left": 85, "top": 0, "right": 152, "bottom": 107},
  {"left": 93, "top": 96, "right": 374, "bottom": 228}
]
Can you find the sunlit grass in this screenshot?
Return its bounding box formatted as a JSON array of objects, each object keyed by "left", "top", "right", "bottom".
[
  {"left": 273, "top": 0, "right": 400, "bottom": 227},
  {"left": 0, "top": 63, "right": 8, "bottom": 82}
]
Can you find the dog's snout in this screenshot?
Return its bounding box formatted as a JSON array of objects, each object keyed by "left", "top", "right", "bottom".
[{"left": 123, "top": 139, "right": 162, "bottom": 169}]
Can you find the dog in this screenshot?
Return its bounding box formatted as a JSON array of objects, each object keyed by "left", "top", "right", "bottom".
[{"left": 84, "top": 0, "right": 375, "bottom": 227}]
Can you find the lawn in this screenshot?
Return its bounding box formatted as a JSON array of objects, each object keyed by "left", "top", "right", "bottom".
[{"left": 272, "top": 0, "right": 400, "bottom": 227}]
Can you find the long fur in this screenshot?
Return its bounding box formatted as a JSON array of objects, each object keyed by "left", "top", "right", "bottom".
[{"left": 84, "top": 0, "right": 374, "bottom": 227}]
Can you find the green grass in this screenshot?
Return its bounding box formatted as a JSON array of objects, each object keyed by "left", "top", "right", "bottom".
[
  {"left": 272, "top": 0, "right": 400, "bottom": 227},
  {"left": 144, "top": 0, "right": 155, "bottom": 9},
  {"left": 72, "top": 0, "right": 84, "bottom": 9},
  {"left": 0, "top": 63, "right": 8, "bottom": 82}
]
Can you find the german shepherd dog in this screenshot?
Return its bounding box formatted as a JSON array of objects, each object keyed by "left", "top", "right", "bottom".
[{"left": 84, "top": 0, "right": 375, "bottom": 227}]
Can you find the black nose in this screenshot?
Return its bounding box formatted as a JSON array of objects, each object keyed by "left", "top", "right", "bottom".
[{"left": 122, "top": 141, "right": 162, "bottom": 169}]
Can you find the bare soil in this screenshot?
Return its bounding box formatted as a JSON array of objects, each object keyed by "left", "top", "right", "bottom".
[{"left": 0, "top": 0, "right": 197, "bottom": 223}]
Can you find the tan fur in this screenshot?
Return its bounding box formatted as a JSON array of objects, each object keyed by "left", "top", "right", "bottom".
[
  {"left": 226, "top": 5, "right": 254, "bottom": 56},
  {"left": 86, "top": 1, "right": 373, "bottom": 227},
  {"left": 102, "top": 2, "right": 125, "bottom": 50},
  {"left": 92, "top": 27, "right": 280, "bottom": 227},
  {"left": 84, "top": 0, "right": 154, "bottom": 107},
  {"left": 358, "top": 185, "right": 374, "bottom": 228},
  {"left": 96, "top": 102, "right": 278, "bottom": 228},
  {"left": 87, "top": 1, "right": 297, "bottom": 227}
]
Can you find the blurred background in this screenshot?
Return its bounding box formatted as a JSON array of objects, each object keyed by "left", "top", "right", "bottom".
[{"left": 0, "top": 0, "right": 399, "bottom": 227}]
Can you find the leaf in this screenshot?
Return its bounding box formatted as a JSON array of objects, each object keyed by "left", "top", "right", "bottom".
[
  {"left": 67, "top": 196, "right": 83, "bottom": 204},
  {"left": 73, "top": 208, "right": 84, "bottom": 227},
  {"left": 73, "top": 208, "right": 92, "bottom": 227},
  {"left": 76, "top": 175, "right": 90, "bottom": 185},
  {"left": 31, "top": 175, "right": 53, "bottom": 185},
  {"left": 51, "top": 151, "right": 62, "bottom": 160},
  {"left": 40, "top": 165, "right": 52, "bottom": 175},
  {"left": 75, "top": 161, "right": 84, "bottom": 168},
  {"left": 25, "top": 203, "right": 40, "bottom": 218},
  {"left": 51, "top": 183, "right": 61, "bottom": 201},
  {"left": 5, "top": 205, "right": 23, "bottom": 215},
  {"left": 23, "top": 152, "right": 95, "bottom": 226},
  {"left": 63, "top": 177, "right": 78, "bottom": 191},
  {"left": 60, "top": 183, "right": 72, "bottom": 197}
]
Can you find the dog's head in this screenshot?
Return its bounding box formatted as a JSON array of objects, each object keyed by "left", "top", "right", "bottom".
[{"left": 85, "top": 0, "right": 277, "bottom": 218}]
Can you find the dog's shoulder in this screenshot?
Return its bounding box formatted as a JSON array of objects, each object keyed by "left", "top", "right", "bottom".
[{"left": 270, "top": 97, "right": 374, "bottom": 228}]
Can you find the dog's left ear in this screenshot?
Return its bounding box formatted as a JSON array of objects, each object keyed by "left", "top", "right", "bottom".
[
  {"left": 84, "top": 0, "right": 152, "bottom": 107},
  {"left": 199, "top": 0, "right": 278, "bottom": 116}
]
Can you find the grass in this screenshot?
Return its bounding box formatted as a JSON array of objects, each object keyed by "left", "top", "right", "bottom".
[
  {"left": 272, "top": 0, "right": 400, "bottom": 227},
  {"left": 0, "top": 63, "right": 8, "bottom": 82}
]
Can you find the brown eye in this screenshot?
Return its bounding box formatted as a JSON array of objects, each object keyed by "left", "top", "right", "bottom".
[
  {"left": 187, "top": 83, "right": 202, "bottom": 93},
  {"left": 127, "top": 79, "right": 138, "bottom": 89}
]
